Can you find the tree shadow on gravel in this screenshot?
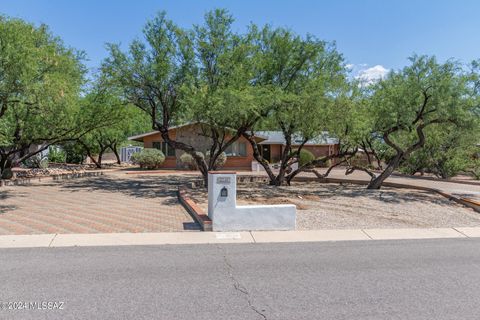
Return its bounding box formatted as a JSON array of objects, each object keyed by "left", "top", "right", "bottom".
[{"left": 187, "top": 181, "right": 452, "bottom": 206}]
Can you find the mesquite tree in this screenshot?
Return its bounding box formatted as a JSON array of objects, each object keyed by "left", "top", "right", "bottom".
[
  {"left": 0, "top": 16, "right": 92, "bottom": 177},
  {"left": 363, "top": 55, "right": 473, "bottom": 189},
  {"left": 242, "top": 26, "right": 349, "bottom": 186},
  {"left": 75, "top": 89, "right": 150, "bottom": 168},
  {"left": 102, "top": 12, "right": 205, "bottom": 176},
  {"left": 182, "top": 10, "right": 266, "bottom": 171},
  {"left": 103, "top": 10, "right": 264, "bottom": 185}
]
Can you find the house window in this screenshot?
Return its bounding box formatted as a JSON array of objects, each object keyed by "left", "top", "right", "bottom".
[
  {"left": 153, "top": 141, "right": 175, "bottom": 157},
  {"left": 225, "top": 142, "right": 247, "bottom": 157}
]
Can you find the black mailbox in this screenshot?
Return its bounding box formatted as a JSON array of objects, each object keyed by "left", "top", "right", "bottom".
[{"left": 220, "top": 186, "right": 228, "bottom": 197}]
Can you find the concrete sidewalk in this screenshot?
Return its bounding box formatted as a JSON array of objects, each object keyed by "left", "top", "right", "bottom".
[{"left": 1, "top": 227, "right": 480, "bottom": 248}]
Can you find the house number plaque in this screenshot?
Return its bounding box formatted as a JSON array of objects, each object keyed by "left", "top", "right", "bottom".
[{"left": 216, "top": 177, "right": 231, "bottom": 185}]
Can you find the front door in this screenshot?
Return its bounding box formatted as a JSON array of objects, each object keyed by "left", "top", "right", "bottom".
[{"left": 261, "top": 145, "right": 271, "bottom": 162}]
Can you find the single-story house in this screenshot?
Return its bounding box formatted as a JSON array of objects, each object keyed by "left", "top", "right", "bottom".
[{"left": 128, "top": 123, "right": 339, "bottom": 171}]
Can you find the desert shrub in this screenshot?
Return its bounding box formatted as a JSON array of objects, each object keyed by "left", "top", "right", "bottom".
[
  {"left": 179, "top": 151, "right": 204, "bottom": 170},
  {"left": 1, "top": 168, "right": 13, "bottom": 179},
  {"left": 292, "top": 149, "right": 315, "bottom": 166},
  {"left": 130, "top": 149, "right": 165, "bottom": 169},
  {"left": 467, "top": 158, "right": 480, "bottom": 180},
  {"left": 321, "top": 158, "right": 333, "bottom": 168},
  {"left": 48, "top": 147, "right": 66, "bottom": 163},
  {"left": 205, "top": 151, "right": 227, "bottom": 168},
  {"left": 62, "top": 142, "right": 86, "bottom": 164},
  {"left": 23, "top": 155, "right": 49, "bottom": 169}
]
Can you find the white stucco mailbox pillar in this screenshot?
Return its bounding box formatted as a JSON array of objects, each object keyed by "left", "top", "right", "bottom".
[{"left": 208, "top": 172, "right": 296, "bottom": 231}]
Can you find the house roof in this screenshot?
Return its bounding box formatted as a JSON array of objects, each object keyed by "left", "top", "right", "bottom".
[
  {"left": 128, "top": 123, "right": 338, "bottom": 145},
  {"left": 128, "top": 123, "right": 203, "bottom": 142},
  {"left": 128, "top": 131, "right": 161, "bottom": 142},
  {"left": 128, "top": 122, "right": 267, "bottom": 143},
  {"left": 256, "top": 131, "right": 339, "bottom": 145}
]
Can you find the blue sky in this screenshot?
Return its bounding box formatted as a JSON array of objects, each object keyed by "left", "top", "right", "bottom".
[{"left": 2, "top": 0, "right": 479, "bottom": 80}]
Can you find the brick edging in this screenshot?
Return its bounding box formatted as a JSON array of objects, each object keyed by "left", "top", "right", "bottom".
[
  {"left": 177, "top": 187, "right": 212, "bottom": 231},
  {"left": 0, "top": 171, "right": 105, "bottom": 187}
]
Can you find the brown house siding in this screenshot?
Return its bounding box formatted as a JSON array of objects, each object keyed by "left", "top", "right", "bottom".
[
  {"left": 303, "top": 145, "right": 338, "bottom": 158},
  {"left": 136, "top": 124, "right": 340, "bottom": 170},
  {"left": 141, "top": 125, "right": 254, "bottom": 170},
  {"left": 269, "top": 144, "right": 283, "bottom": 163}
]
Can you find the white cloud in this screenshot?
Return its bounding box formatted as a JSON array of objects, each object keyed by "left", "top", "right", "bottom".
[{"left": 355, "top": 65, "right": 389, "bottom": 84}]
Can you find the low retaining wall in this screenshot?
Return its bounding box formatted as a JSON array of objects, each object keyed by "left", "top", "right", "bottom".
[
  {"left": 207, "top": 172, "right": 296, "bottom": 232},
  {"left": 0, "top": 171, "right": 104, "bottom": 187},
  {"left": 178, "top": 187, "right": 212, "bottom": 231},
  {"left": 212, "top": 205, "right": 296, "bottom": 232}
]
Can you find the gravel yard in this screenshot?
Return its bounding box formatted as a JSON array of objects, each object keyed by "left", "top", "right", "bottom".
[{"left": 193, "top": 181, "right": 480, "bottom": 230}]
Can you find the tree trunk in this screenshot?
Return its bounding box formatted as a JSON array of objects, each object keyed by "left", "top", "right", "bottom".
[
  {"left": 285, "top": 148, "right": 358, "bottom": 185},
  {"left": 243, "top": 133, "right": 277, "bottom": 183},
  {"left": 87, "top": 154, "right": 101, "bottom": 169},
  {"left": 158, "top": 127, "right": 210, "bottom": 187},
  {"left": 97, "top": 152, "right": 103, "bottom": 169},
  {"left": 0, "top": 156, "right": 13, "bottom": 179},
  {"left": 112, "top": 145, "right": 121, "bottom": 165},
  {"left": 367, "top": 155, "right": 401, "bottom": 189},
  {"left": 361, "top": 141, "right": 372, "bottom": 166},
  {"left": 0, "top": 155, "right": 7, "bottom": 175},
  {"left": 272, "top": 158, "right": 290, "bottom": 186}
]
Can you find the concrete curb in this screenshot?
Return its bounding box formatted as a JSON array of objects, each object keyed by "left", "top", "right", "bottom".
[{"left": 0, "top": 227, "right": 479, "bottom": 248}]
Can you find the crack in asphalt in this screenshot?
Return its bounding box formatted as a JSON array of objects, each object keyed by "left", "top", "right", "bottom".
[{"left": 218, "top": 246, "right": 268, "bottom": 320}]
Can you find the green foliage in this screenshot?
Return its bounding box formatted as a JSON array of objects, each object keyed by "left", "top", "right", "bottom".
[
  {"left": 22, "top": 155, "right": 49, "bottom": 169},
  {"left": 102, "top": 11, "right": 194, "bottom": 128},
  {"left": 1, "top": 167, "right": 13, "bottom": 179},
  {"left": 469, "top": 158, "right": 480, "bottom": 180},
  {"left": 358, "top": 55, "right": 476, "bottom": 188},
  {"left": 130, "top": 149, "right": 165, "bottom": 169},
  {"left": 367, "top": 56, "right": 471, "bottom": 149},
  {"left": 47, "top": 147, "right": 66, "bottom": 163},
  {"left": 292, "top": 149, "right": 315, "bottom": 166},
  {"left": 179, "top": 152, "right": 205, "bottom": 170},
  {"left": 182, "top": 9, "right": 264, "bottom": 130},
  {"left": 0, "top": 15, "right": 86, "bottom": 173},
  {"left": 62, "top": 142, "right": 86, "bottom": 164},
  {"left": 180, "top": 150, "right": 227, "bottom": 170},
  {"left": 205, "top": 151, "right": 227, "bottom": 168},
  {"left": 251, "top": 25, "right": 347, "bottom": 142},
  {"left": 400, "top": 121, "right": 480, "bottom": 178},
  {"left": 97, "top": 11, "right": 480, "bottom": 185},
  {"left": 73, "top": 87, "right": 151, "bottom": 167}
]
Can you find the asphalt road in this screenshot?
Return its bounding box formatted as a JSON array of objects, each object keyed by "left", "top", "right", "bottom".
[{"left": 1, "top": 239, "right": 480, "bottom": 319}]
